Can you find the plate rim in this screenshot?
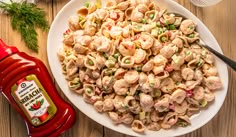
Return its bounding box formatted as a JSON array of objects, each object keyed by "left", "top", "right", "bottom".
[{"left": 47, "top": 0, "right": 229, "bottom": 136}]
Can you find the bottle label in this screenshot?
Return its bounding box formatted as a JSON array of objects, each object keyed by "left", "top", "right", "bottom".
[{"left": 11, "top": 74, "right": 57, "bottom": 126}]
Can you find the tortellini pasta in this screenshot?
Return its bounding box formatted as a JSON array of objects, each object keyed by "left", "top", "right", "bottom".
[{"left": 58, "top": 0, "right": 222, "bottom": 133}]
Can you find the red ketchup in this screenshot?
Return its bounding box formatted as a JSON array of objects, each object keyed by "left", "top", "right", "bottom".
[{"left": 0, "top": 39, "right": 76, "bottom": 137}]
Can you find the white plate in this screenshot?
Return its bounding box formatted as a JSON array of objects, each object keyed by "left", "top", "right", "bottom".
[{"left": 47, "top": 0, "right": 228, "bottom": 136}]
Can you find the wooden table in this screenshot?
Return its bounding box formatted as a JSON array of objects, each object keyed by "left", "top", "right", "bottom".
[{"left": 0, "top": 0, "right": 235, "bottom": 137}]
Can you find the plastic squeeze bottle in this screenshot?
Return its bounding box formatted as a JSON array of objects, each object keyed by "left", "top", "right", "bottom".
[{"left": 0, "top": 39, "right": 76, "bottom": 137}]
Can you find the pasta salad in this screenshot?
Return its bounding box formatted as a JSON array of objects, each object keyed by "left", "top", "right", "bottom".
[{"left": 57, "top": 0, "right": 222, "bottom": 133}]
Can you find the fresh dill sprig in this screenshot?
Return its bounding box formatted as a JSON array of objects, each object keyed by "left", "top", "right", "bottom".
[{"left": 0, "top": 0, "right": 49, "bottom": 52}]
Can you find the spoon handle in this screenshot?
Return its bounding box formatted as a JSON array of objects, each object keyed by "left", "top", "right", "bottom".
[{"left": 202, "top": 44, "right": 236, "bottom": 71}]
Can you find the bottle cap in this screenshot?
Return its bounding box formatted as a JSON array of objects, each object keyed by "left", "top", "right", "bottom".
[{"left": 0, "top": 39, "right": 18, "bottom": 61}]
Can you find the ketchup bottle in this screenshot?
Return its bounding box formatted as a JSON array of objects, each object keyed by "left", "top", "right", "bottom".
[{"left": 0, "top": 39, "right": 76, "bottom": 137}]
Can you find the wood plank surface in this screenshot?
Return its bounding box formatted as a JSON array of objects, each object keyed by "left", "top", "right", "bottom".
[{"left": 0, "top": 0, "right": 235, "bottom": 137}]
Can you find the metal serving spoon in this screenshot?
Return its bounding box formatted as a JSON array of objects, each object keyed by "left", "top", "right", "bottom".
[
  {"left": 190, "top": 0, "right": 222, "bottom": 7},
  {"left": 198, "top": 40, "right": 236, "bottom": 71},
  {"left": 172, "top": 12, "right": 236, "bottom": 71}
]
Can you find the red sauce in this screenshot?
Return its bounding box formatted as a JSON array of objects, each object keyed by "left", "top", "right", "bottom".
[{"left": 0, "top": 39, "right": 76, "bottom": 137}]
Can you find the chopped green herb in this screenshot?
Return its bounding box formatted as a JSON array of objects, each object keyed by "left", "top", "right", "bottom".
[
  {"left": 134, "top": 90, "right": 140, "bottom": 96},
  {"left": 88, "top": 59, "right": 94, "bottom": 65},
  {"left": 197, "top": 60, "right": 203, "bottom": 67},
  {"left": 142, "top": 18, "right": 147, "bottom": 24},
  {"left": 169, "top": 24, "right": 176, "bottom": 30},
  {"left": 186, "top": 51, "right": 192, "bottom": 56},
  {"left": 85, "top": 2, "right": 90, "bottom": 8},
  {"left": 122, "top": 104, "right": 129, "bottom": 109},
  {"left": 135, "top": 65, "right": 142, "bottom": 72},
  {"left": 124, "top": 91, "right": 130, "bottom": 96},
  {"left": 149, "top": 13, "right": 154, "bottom": 19},
  {"left": 0, "top": 1, "right": 49, "bottom": 52},
  {"left": 63, "top": 65, "right": 66, "bottom": 71},
  {"left": 103, "top": 53, "right": 109, "bottom": 59}
]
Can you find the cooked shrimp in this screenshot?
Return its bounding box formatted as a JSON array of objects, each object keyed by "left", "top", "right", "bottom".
[
  {"left": 147, "top": 122, "right": 161, "bottom": 131},
  {"left": 174, "top": 100, "right": 188, "bottom": 114},
  {"left": 159, "top": 44, "right": 177, "bottom": 59},
  {"left": 142, "top": 59, "right": 154, "bottom": 72},
  {"left": 113, "top": 79, "right": 130, "bottom": 95},
  {"left": 161, "top": 112, "right": 178, "bottom": 129},
  {"left": 150, "top": 111, "right": 164, "bottom": 122},
  {"left": 171, "top": 88, "right": 186, "bottom": 104},
  {"left": 134, "top": 48, "right": 147, "bottom": 63},
  {"left": 154, "top": 95, "right": 170, "bottom": 112},
  {"left": 139, "top": 34, "right": 154, "bottom": 49},
  {"left": 110, "top": 26, "right": 123, "bottom": 38},
  {"left": 108, "top": 112, "right": 120, "bottom": 123},
  {"left": 139, "top": 93, "right": 154, "bottom": 111},
  {"left": 118, "top": 41, "right": 135, "bottom": 56},
  {"left": 131, "top": 120, "right": 146, "bottom": 133},
  {"left": 92, "top": 36, "right": 111, "bottom": 52},
  {"left": 193, "top": 86, "right": 205, "bottom": 101},
  {"left": 139, "top": 72, "right": 148, "bottom": 85},
  {"left": 131, "top": 10, "right": 144, "bottom": 22},
  {"left": 204, "top": 87, "right": 215, "bottom": 102},
  {"left": 103, "top": 98, "right": 114, "bottom": 111},
  {"left": 120, "top": 113, "right": 134, "bottom": 124},
  {"left": 68, "top": 15, "right": 81, "bottom": 31},
  {"left": 94, "top": 100, "right": 103, "bottom": 112},
  {"left": 181, "top": 68, "right": 194, "bottom": 81},
  {"left": 113, "top": 95, "right": 127, "bottom": 113},
  {"left": 124, "top": 70, "right": 139, "bottom": 84},
  {"left": 204, "top": 76, "right": 222, "bottom": 90},
  {"left": 203, "top": 64, "right": 218, "bottom": 76},
  {"left": 172, "top": 37, "right": 184, "bottom": 48},
  {"left": 180, "top": 19, "right": 196, "bottom": 35}
]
